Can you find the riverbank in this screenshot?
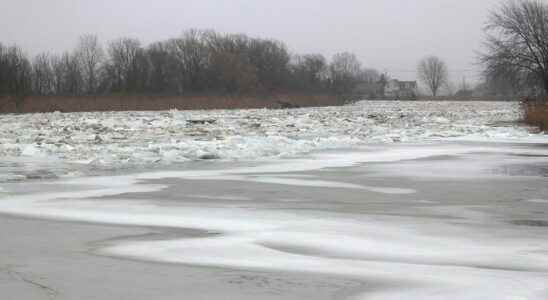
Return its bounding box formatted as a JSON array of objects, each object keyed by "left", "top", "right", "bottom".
[{"left": 0, "top": 94, "right": 342, "bottom": 114}]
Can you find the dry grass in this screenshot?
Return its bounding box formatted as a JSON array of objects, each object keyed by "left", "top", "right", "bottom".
[
  {"left": 0, "top": 94, "right": 343, "bottom": 114},
  {"left": 523, "top": 101, "right": 548, "bottom": 131}
]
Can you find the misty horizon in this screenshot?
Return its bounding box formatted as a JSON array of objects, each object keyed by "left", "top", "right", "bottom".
[{"left": 0, "top": 0, "right": 500, "bottom": 84}]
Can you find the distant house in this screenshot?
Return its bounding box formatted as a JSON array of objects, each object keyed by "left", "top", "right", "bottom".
[
  {"left": 384, "top": 79, "right": 417, "bottom": 99},
  {"left": 354, "top": 79, "right": 417, "bottom": 99}
]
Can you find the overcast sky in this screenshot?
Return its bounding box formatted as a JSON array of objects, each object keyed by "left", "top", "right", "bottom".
[{"left": 0, "top": 0, "right": 500, "bottom": 83}]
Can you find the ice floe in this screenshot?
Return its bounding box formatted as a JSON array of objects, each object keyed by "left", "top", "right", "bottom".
[{"left": 0, "top": 101, "right": 544, "bottom": 181}]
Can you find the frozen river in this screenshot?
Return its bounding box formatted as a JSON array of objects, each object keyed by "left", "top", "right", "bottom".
[{"left": 0, "top": 101, "right": 547, "bottom": 299}]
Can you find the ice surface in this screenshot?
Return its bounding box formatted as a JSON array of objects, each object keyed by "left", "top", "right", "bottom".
[
  {"left": 1, "top": 101, "right": 548, "bottom": 299},
  {"left": 2, "top": 176, "right": 548, "bottom": 299},
  {"left": 0, "top": 101, "right": 543, "bottom": 181},
  {"left": 0, "top": 141, "right": 548, "bottom": 299},
  {"left": 528, "top": 199, "right": 548, "bottom": 203}
]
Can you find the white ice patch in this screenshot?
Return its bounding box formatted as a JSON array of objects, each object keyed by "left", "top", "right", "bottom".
[
  {"left": 103, "top": 217, "right": 548, "bottom": 300},
  {"left": 528, "top": 199, "right": 548, "bottom": 204},
  {"left": 243, "top": 177, "right": 366, "bottom": 189},
  {"left": 21, "top": 145, "right": 43, "bottom": 157},
  {"left": 187, "top": 195, "right": 253, "bottom": 201},
  {"left": 245, "top": 176, "right": 416, "bottom": 194}
]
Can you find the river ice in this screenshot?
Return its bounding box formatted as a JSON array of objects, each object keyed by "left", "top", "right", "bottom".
[
  {"left": 0, "top": 101, "right": 537, "bottom": 182},
  {"left": 0, "top": 101, "right": 547, "bottom": 299}
]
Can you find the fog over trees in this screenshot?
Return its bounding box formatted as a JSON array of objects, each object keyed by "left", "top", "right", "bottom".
[
  {"left": 0, "top": 29, "right": 381, "bottom": 98},
  {"left": 4, "top": 1, "right": 545, "bottom": 103}
]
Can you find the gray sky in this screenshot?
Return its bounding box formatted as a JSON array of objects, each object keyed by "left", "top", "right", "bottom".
[{"left": 0, "top": 0, "right": 500, "bottom": 83}]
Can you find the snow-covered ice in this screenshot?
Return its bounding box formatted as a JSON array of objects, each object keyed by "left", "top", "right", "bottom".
[
  {"left": 1, "top": 143, "right": 548, "bottom": 299},
  {"left": 0, "top": 101, "right": 542, "bottom": 181},
  {"left": 0, "top": 101, "right": 547, "bottom": 299}
]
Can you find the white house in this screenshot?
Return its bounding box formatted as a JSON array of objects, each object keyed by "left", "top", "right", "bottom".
[{"left": 384, "top": 79, "right": 418, "bottom": 99}]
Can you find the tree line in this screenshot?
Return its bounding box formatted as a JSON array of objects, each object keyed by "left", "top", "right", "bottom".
[{"left": 0, "top": 29, "right": 380, "bottom": 99}]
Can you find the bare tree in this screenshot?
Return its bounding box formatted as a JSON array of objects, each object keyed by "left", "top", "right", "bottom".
[
  {"left": 330, "top": 52, "right": 362, "bottom": 79},
  {"left": 62, "top": 52, "right": 84, "bottom": 95},
  {"left": 247, "top": 38, "right": 290, "bottom": 91},
  {"left": 205, "top": 32, "right": 256, "bottom": 93},
  {"left": 31, "top": 53, "right": 55, "bottom": 95},
  {"left": 357, "top": 68, "right": 380, "bottom": 83},
  {"left": 481, "top": 64, "right": 527, "bottom": 97},
  {"left": 0, "top": 45, "right": 32, "bottom": 110},
  {"left": 75, "top": 34, "right": 105, "bottom": 94},
  {"left": 0, "top": 43, "right": 7, "bottom": 94},
  {"left": 147, "top": 42, "right": 177, "bottom": 93},
  {"left": 329, "top": 52, "right": 362, "bottom": 94},
  {"left": 167, "top": 29, "right": 211, "bottom": 93},
  {"left": 210, "top": 51, "right": 259, "bottom": 94},
  {"left": 291, "top": 54, "right": 327, "bottom": 91},
  {"left": 1, "top": 29, "right": 372, "bottom": 98},
  {"left": 481, "top": 0, "right": 548, "bottom": 96},
  {"left": 51, "top": 54, "right": 66, "bottom": 95},
  {"left": 418, "top": 56, "right": 448, "bottom": 96},
  {"left": 105, "top": 37, "right": 144, "bottom": 93}
]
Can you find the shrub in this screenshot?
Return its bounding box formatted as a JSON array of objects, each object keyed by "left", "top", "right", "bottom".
[{"left": 523, "top": 100, "right": 548, "bottom": 131}]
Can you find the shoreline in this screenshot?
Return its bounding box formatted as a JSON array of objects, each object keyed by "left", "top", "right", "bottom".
[
  {"left": 0, "top": 95, "right": 518, "bottom": 115},
  {"left": 0, "top": 94, "right": 343, "bottom": 114}
]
